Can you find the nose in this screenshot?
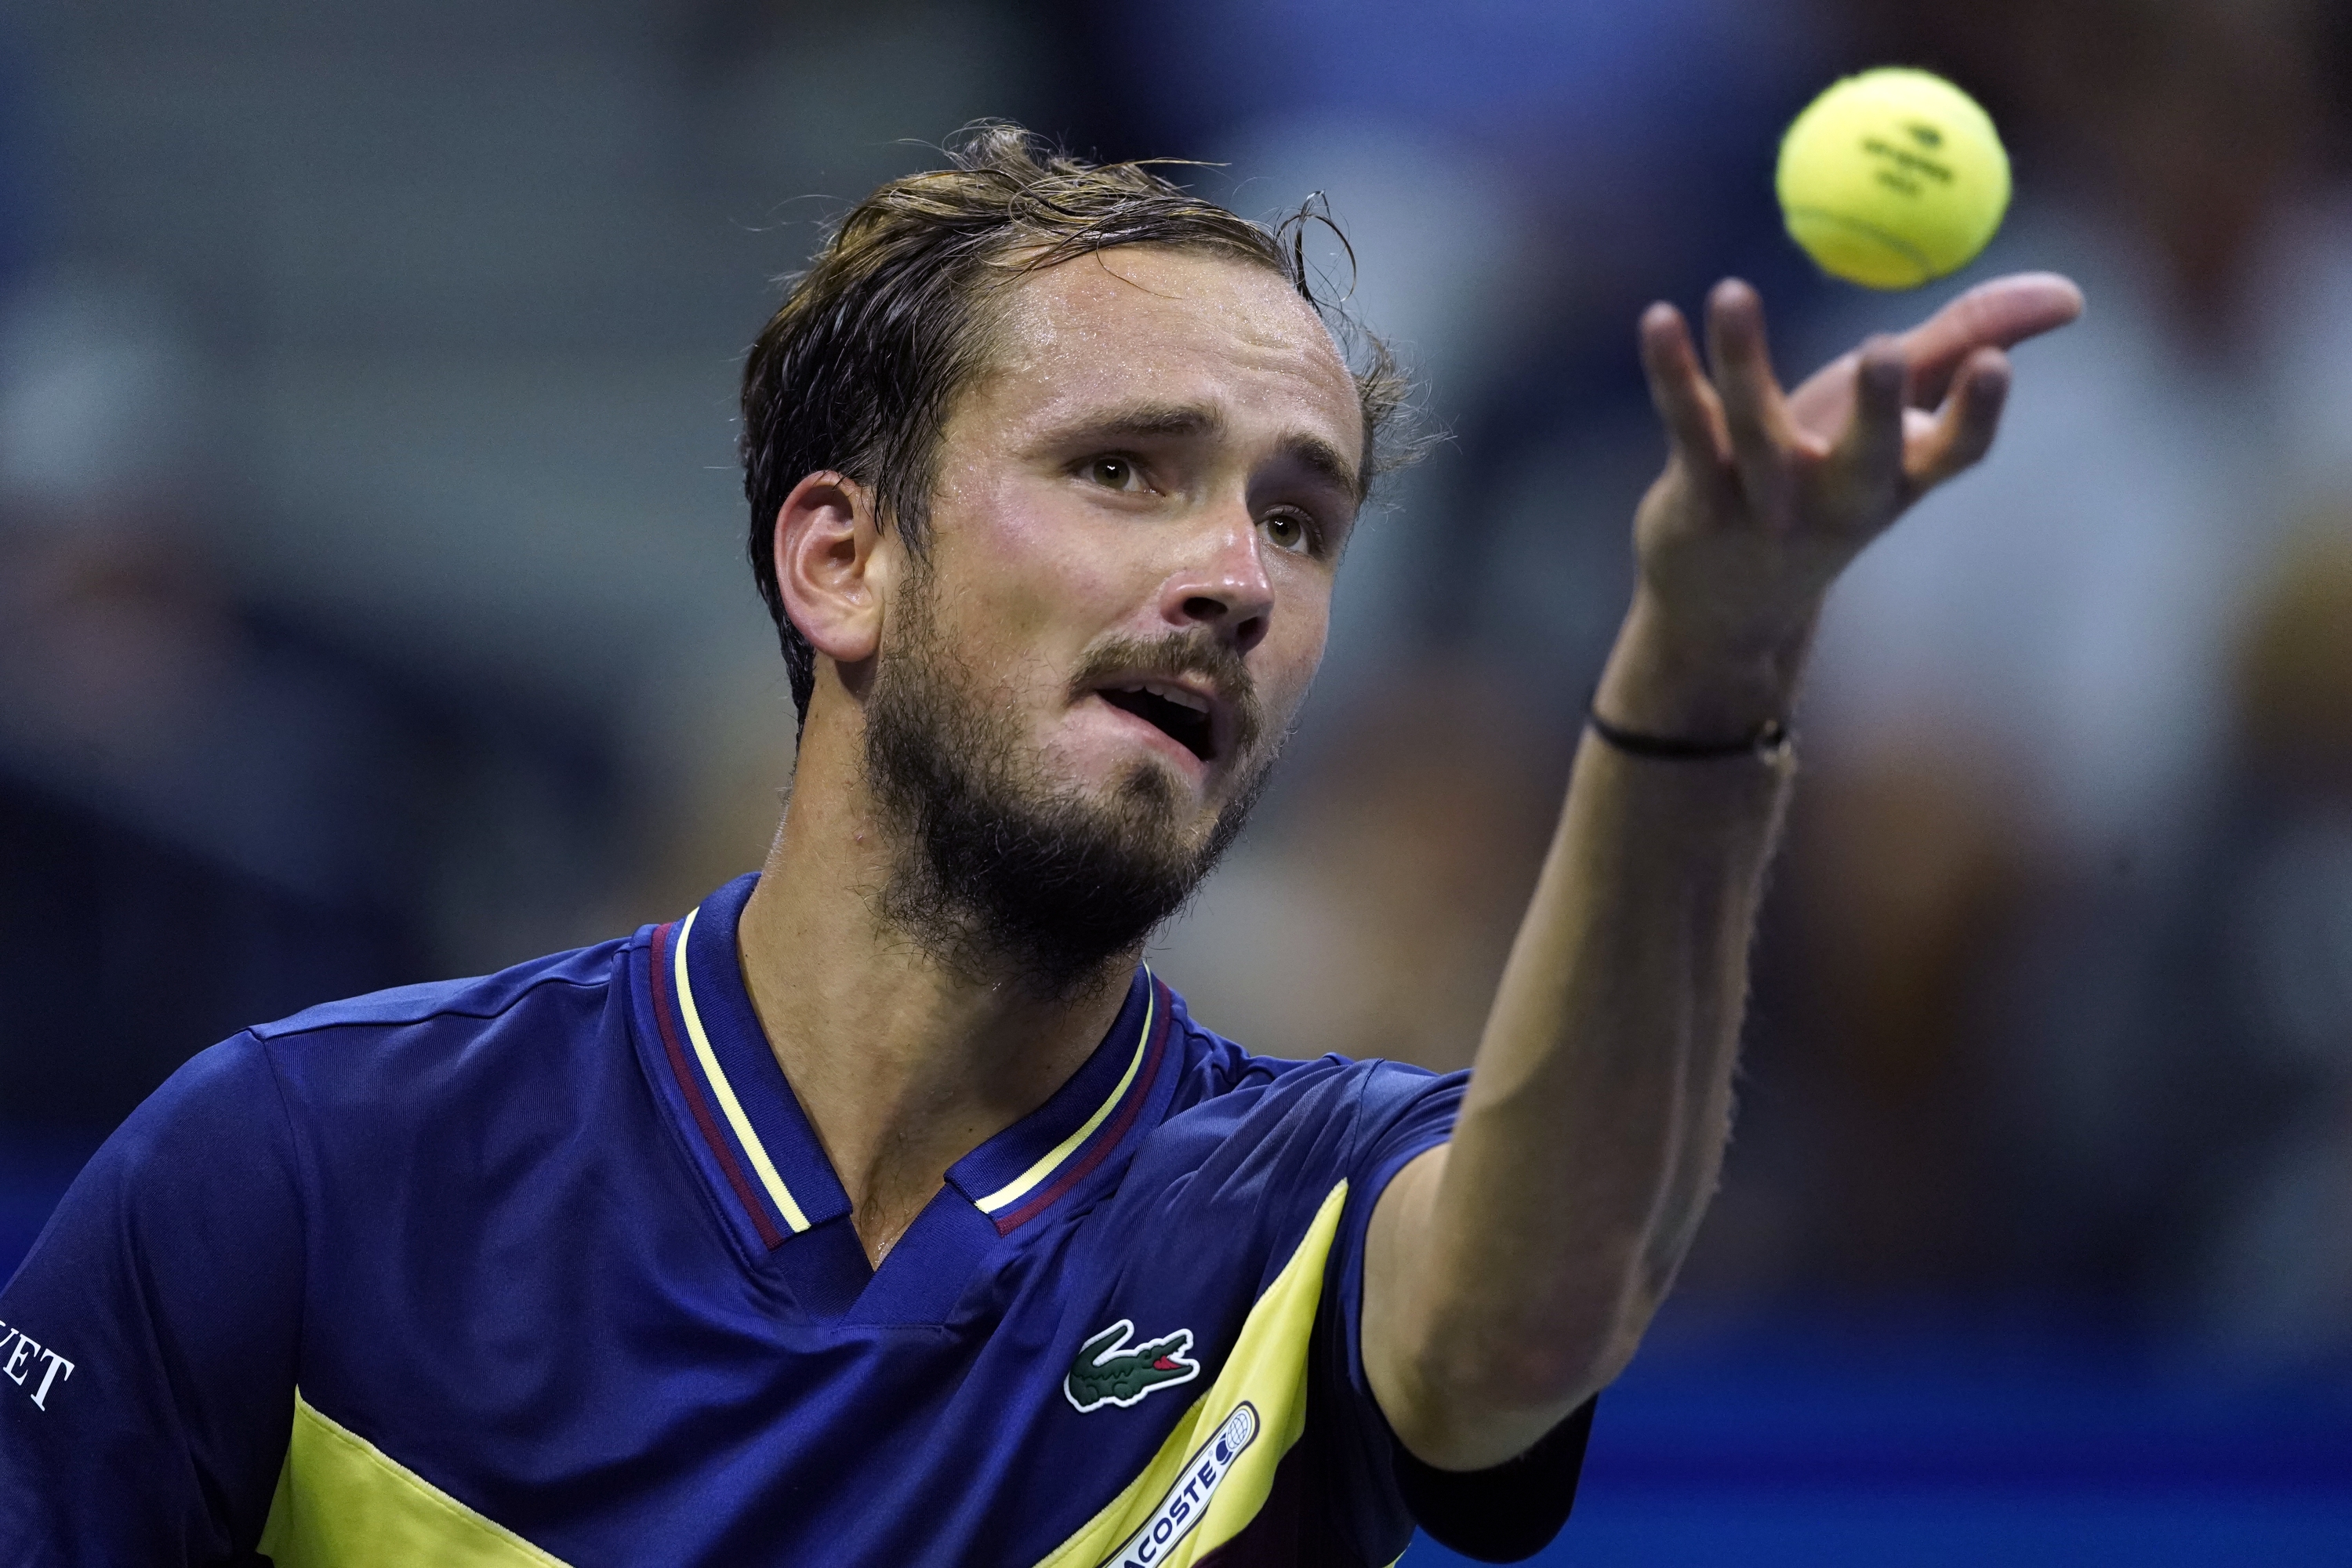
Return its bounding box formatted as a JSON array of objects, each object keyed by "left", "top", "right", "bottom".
[{"left": 1158, "top": 510, "right": 1274, "bottom": 655}]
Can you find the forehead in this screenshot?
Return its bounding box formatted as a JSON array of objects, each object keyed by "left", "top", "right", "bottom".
[{"left": 965, "top": 246, "right": 1364, "bottom": 472}]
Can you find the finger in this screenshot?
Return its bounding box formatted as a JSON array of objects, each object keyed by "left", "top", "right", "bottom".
[
  {"left": 1639, "top": 301, "right": 1730, "bottom": 469},
  {"left": 1703, "top": 279, "right": 1806, "bottom": 503},
  {"left": 1904, "top": 347, "right": 2013, "bottom": 492},
  {"left": 1831, "top": 335, "right": 1907, "bottom": 501},
  {"left": 1787, "top": 272, "right": 2079, "bottom": 434},
  {"left": 1785, "top": 347, "right": 1859, "bottom": 442},
  {"left": 1898, "top": 272, "right": 2082, "bottom": 408}
]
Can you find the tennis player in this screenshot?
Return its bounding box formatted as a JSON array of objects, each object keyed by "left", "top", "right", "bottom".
[{"left": 0, "top": 127, "right": 2080, "bottom": 1566}]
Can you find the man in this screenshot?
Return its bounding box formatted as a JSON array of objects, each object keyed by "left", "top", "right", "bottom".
[{"left": 0, "top": 127, "right": 2081, "bottom": 1565}]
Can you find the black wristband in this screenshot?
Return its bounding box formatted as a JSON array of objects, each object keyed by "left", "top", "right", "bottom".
[{"left": 1586, "top": 699, "right": 1790, "bottom": 760}]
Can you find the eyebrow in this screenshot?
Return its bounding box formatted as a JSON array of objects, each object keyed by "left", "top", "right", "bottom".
[
  {"left": 1047, "top": 399, "right": 1365, "bottom": 502},
  {"left": 1279, "top": 430, "right": 1365, "bottom": 505}
]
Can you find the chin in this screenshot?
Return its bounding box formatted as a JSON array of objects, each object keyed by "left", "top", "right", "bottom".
[
  {"left": 1097, "top": 758, "right": 1197, "bottom": 833},
  {"left": 1050, "top": 739, "right": 1200, "bottom": 809}
]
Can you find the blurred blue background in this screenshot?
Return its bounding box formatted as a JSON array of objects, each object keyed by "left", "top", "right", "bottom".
[{"left": 4, "top": 0, "right": 2352, "bottom": 1559}]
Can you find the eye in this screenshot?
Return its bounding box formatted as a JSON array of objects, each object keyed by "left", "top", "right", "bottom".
[
  {"left": 1082, "top": 455, "right": 1145, "bottom": 492},
  {"left": 1261, "top": 510, "right": 1311, "bottom": 552}
]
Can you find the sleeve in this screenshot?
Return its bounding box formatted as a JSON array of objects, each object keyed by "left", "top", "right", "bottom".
[
  {"left": 0, "top": 1033, "right": 307, "bottom": 1567},
  {"left": 1311, "top": 1062, "right": 1596, "bottom": 1564}
]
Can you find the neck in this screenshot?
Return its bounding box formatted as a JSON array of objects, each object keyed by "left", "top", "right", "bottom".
[{"left": 735, "top": 703, "right": 1134, "bottom": 1268}]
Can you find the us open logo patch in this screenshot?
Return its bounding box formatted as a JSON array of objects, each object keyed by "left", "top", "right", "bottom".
[
  {"left": 1093, "top": 1403, "right": 1260, "bottom": 1568},
  {"left": 1065, "top": 1319, "right": 1201, "bottom": 1413}
]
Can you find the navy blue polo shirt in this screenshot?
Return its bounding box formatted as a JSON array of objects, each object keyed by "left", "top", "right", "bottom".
[{"left": 0, "top": 874, "right": 1589, "bottom": 1566}]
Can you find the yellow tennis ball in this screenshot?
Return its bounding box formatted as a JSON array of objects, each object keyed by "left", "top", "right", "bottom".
[{"left": 1776, "top": 67, "right": 2011, "bottom": 290}]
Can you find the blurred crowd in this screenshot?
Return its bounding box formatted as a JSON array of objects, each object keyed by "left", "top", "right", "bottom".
[{"left": 5, "top": 0, "right": 2352, "bottom": 1375}]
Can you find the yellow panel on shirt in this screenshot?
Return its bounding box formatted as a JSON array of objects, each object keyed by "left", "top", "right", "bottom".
[
  {"left": 258, "top": 1393, "right": 570, "bottom": 1568},
  {"left": 256, "top": 1181, "right": 1348, "bottom": 1568},
  {"left": 1030, "top": 1180, "right": 1348, "bottom": 1568}
]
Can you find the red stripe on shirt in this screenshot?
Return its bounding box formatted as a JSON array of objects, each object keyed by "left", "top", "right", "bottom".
[
  {"left": 649, "top": 920, "right": 784, "bottom": 1250},
  {"left": 994, "top": 979, "right": 1175, "bottom": 1236}
]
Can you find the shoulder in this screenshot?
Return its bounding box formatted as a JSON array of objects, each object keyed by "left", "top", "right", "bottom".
[
  {"left": 249, "top": 934, "right": 629, "bottom": 1044},
  {"left": 66, "top": 936, "right": 638, "bottom": 1186},
  {"left": 223, "top": 932, "right": 641, "bottom": 1141},
  {"left": 1152, "top": 986, "right": 1466, "bottom": 1172},
  {"left": 1163, "top": 986, "right": 1457, "bottom": 1108}
]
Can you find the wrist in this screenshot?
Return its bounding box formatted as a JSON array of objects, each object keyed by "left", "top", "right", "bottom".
[
  {"left": 1592, "top": 590, "right": 1814, "bottom": 743},
  {"left": 1585, "top": 699, "right": 1787, "bottom": 761}
]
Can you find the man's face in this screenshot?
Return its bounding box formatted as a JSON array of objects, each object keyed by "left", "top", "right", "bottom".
[{"left": 863, "top": 245, "right": 1364, "bottom": 993}]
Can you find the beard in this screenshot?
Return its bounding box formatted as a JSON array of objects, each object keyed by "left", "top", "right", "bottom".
[{"left": 862, "top": 585, "right": 1279, "bottom": 1004}]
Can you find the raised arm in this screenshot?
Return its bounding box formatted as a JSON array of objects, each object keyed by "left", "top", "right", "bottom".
[{"left": 1361, "top": 273, "right": 2085, "bottom": 1470}]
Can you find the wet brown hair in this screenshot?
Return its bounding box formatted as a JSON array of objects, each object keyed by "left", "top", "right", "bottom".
[{"left": 739, "top": 122, "right": 1414, "bottom": 726}]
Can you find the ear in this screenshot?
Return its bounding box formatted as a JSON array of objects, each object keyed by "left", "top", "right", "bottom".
[{"left": 774, "top": 471, "right": 891, "bottom": 672}]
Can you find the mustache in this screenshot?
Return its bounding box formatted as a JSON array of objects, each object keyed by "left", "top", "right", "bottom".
[{"left": 1067, "top": 631, "right": 1265, "bottom": 759}]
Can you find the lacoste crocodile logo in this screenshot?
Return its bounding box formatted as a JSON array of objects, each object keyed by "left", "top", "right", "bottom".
[{"left": 1064, "top": 1318, "right": 1201, "bottom": 1412}]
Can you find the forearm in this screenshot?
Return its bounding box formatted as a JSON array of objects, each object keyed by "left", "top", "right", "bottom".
[
  {"left": 1367, "top": 601, "right": 1796, "bottom": 1468},
  {"left": 1359, "top": 268, "right": 2078, "bottom": 1473}
]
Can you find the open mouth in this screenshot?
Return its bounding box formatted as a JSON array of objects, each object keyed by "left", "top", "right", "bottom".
[{"left": 1098, "top": 682, "right": 1216, "bottom": 763}]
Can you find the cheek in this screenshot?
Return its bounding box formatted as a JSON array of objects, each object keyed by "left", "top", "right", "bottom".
[
  {"left": 935, "top": 470, "right": 1141, "bottom": 637},
  {"left": 995, "top": 521, "right": 1136, "bottom": 637},
  {"left": 923, "top": 474, "right": 1133, "bottom": 686},
  {"left": 1255, "top": 570, "right": 1332, "bottom": 727}
]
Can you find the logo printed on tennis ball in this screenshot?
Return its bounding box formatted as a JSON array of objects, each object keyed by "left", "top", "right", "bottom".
[{"left": 1777, "top": 67, "right": 2011, "bottom": 290}]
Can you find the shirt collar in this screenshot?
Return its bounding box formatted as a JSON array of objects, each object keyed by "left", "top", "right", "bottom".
[{"left": 645, "top": 874, "right": 1174, "bottom": 1250}]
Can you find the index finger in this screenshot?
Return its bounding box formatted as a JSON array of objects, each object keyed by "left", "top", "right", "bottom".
[
  {"left": 1896, "top": 272, "right": 2083, "bottom": 407},
  {"left": 1786, "top": 271, "right": 2082, "bottom": 437}
]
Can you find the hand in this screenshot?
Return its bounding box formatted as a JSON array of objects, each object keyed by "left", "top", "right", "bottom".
[{"left": 1602, "top": 273, "right": 2084, "bottom": 739}]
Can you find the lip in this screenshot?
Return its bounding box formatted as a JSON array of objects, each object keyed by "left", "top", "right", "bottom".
[
  {"left": 1082, "top": 691, "right": 1212, "bottom": 781},
  {"left": 1080, "top": 670, "right": 1235, "bottom": 776}
]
